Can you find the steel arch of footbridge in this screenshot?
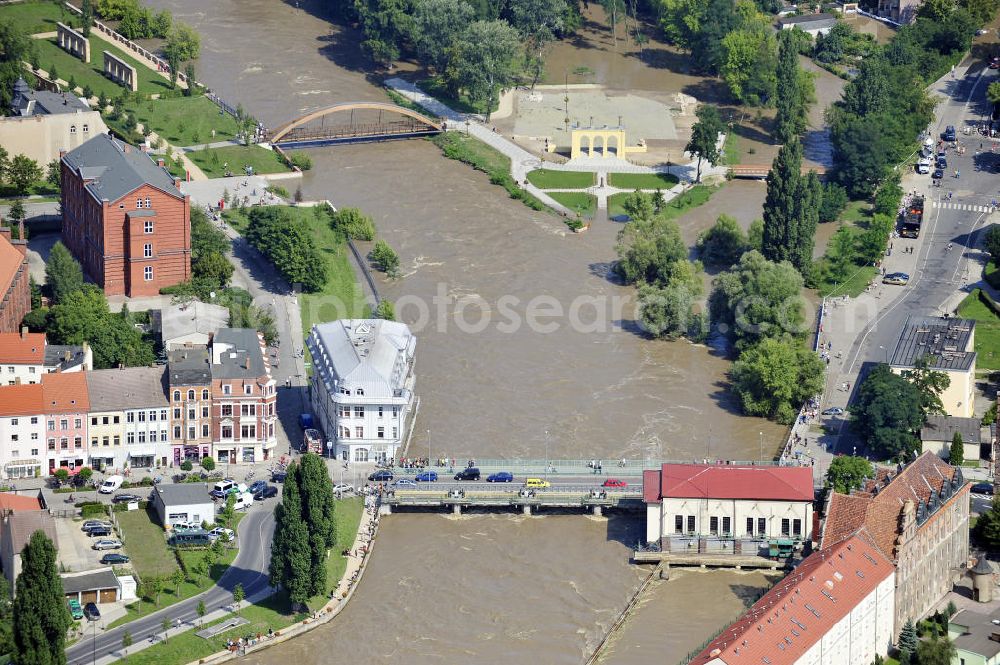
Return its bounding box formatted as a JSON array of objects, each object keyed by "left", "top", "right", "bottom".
[{"left": 268, "top": 102, "right": 442, "bottom": 143}]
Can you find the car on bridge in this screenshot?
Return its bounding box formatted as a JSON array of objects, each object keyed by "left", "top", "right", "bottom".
[
  {"left": 414, "top": 471, "right": 438, "bottom": 482},
  {"left": 395, "top": 479, "right": 417, "bottom": 488},
  {"left": 454, "top": 468, "right": 481, "bottom": 481},
  {"left": 369, "top": 470, "right": 394, "bottom": 482},
  {"left": 487, "top": 472, "right": 514, "bottom": 483},
  {"left": 525, "top": 478, "right": 550, "bottom": 489},
  {"left": 602, "top": 479, "right": 627, "bottom": 488},
  {"left": 883, "top": 272, "right": 910, "bottom": 286}
]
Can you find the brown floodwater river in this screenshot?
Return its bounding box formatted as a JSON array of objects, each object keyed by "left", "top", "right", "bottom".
[{"left": 143, "top": 0, "right": 784, "bottom": 660}]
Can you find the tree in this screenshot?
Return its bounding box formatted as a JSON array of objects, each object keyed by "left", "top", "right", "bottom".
[
  {"left": 988, "top": 81, "right": 1000, "bottom": 112},
  {"left": 161, "top": 617, "right": 171, "bottom": 643},
  {"left": 730, "top": 336, "right": 825, "bottom": 423},
  {"left": 985, "top": 224, "right": 1000, "bottom": 259},
  {"left": 76, "top": 466, "right": 93, "bottom": 487},
  {"left": 0, "top": 21, "right": 32, "bottom": 112},
  {"left": 454, "top": 20, "right": 521, "bottom": 121},
  {"left": 975, "top": 496, "right": 1000, "bottom": 548},
  {"left": 329, "top": 207, "right": 376, "bottom": 241},
  {"left": 915, "top": 635, "right": 956, "bottom": 665},
  {"left": 0, "top": 145, "right": 9, "bottom": 184},
  {"left": 0, "top": 577, "right": 12, "bottom": 659},
  {"left": 410, "top": 0, "right": 475, "bottom": 73},
  {"left": 762, "top": 140, "right": 818, "bottom": 274},
  {"left": 81, "top": 0, "right": 94, "bottom": 36},
  {"left": 899, "top": 619, "right": 919, "bottom": 657},
  {"left": 244, "top": 207, "right": 327, "bottom": 291},
  {"left": 121, "top": 630, "right": 132, "bottom": 660},
  {"left": 621, "top": 190, "right": 657, "bottom": 222},
  {"left": 45, "top": 242, "right": 84, "bottom": 305},
  {"left": 7, "top": 199, "right": 25, "bottom": 230},
  {"left": 200, "top": 456, "right": 215, "bottom": 471},
  {"left": 370, "top": 239, "right": 400, "bottom": 277},
  {"left": 775, "top": 29, "right": 813, "bottom": 142},
  {"left": 637, "top": 281, "right": 704, "bottom": 341},
  {"left": 53, "top": 468, "right": 69, "bottom": 485},
  {"left": 720, "top": 28, "right": 776, "bottom": 106},
  {"left": 183, "top": 63, "right": 195, "bottom": 95},
  {"left": 223, "top": 493, "right": 236, "bottom": 528},
  {"left": 45, "top": 160, "right": 61, "bottom": 192},
  {"left": 615, "top": 215, "right": 688, "bottom": 285},
  {"left": 170, "top": 568, "right": 185, "bottom": 595},
  {"left": 685, "top": 104, "right": 724, "bottom": 183},
  {"left": 698, "top": 214, "right": 747, "bottom": 267},
  {"left": 949, "top": 431, "right": 964, "bottom": 466},
  {"left": 196, "top": 600, "right": 206, "bottom": 626},
  {"left": 192, "top": 252, "right": 233, "bottom": 287},
  {"left": 13, "top": 531, "right": 71, "bottom": 665},
  {"left": 144, "top": 576, "right": 164, "bottom": 607},
  {"left": 850, "top": 364, "right": 924, "bottom": 459},
  {"left": 901, "top": 356, "right": 951, "bottom": 416},
  {"left": 232, "top": 583, "right": 245, "bottom": 615},
  {"left": 8, "top": 155, "right": 42, "bottom": 195},
  {"left": 825, "top": 455, "right": 873, "bottom": 493},
  {"left": 709, "top": 250, "right": 806, "bottom": 350},
  {"left": 374, "top": 299, "right": 395, "bottom": 321},
  {"left": 819, "top": 183, "right": 848, "bottom": 223},
  {"left": 507, "top": 0, "right": 564, "bottom": 85},
  {"left": 164, "top": 22, "right": 200, "bottom": 61}
]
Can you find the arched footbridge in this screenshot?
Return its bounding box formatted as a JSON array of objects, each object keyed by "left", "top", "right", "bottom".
[{"left": 268, "top": 102, "right": 443, "bottom": 148}]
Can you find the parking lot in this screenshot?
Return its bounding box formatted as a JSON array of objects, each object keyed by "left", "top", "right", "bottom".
[{"left": 54, "top": 516, "right": 123, "bottom": 573}]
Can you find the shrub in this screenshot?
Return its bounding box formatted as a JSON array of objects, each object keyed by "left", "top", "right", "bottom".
[
  {"left": 180, "top": 460, "right": 193, "bottom": 471},
  {"left": 200, "top": 457, "right": 215, "bottom": 471},
  {"left": 289, "top": 152, "right": 313, "bottom": 171},
  {"left": 330, "top": 207, "right": 376, "bottom": 241},
  {"left": 370, "top": 239, "right": 400, "bottom": 276},
  {"left": 80, "top": 503, "right": 107, "bottom": 518}
]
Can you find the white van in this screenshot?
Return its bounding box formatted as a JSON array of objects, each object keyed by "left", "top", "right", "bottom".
[
  {"left": 231, "top": 492, "right": 254, "bottom": 511},
  {"left": 99, "top": 475, "right": 124, "bottom": 494},
  {"left": 211, "top": 480, "right": 236, "bottom": 498}
]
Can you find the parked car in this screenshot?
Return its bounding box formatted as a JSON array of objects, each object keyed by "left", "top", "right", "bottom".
[
  {"left": 225, "top": 483, "right": 249, "bottom": 497},
  {"left": 230, "top": 492, "right": 254, "bottom": 511},
  {"left": 972, "top": 482, "right": 995, "bottom": 495},
  {"left": 942, "top": 125, "right": 956, "bottom": 142},
  {"left": 414, "top": 471, "right": 438, "bottom": 482},
  {"left": 394, "top": 479, "right": 417, "bottom": 488},
  {"left": 92, "top": 539, "right": 122, "bottom": 551},
  {"left": 454, "top": 467, "right": 481, "bottom": 481},
  {"left": 112, "top": 493, "right": 142, "bottom": 504},
  {"left": 821, "top": 407, "right": 845, "bottom": 416},
  {"left": 332, "top": 483, "right": 355, "bottom": 495},
  {"left": 936, "top": 156, "right": 948, "bottom": 170},
  {"left": 98, "top": 475, "right": 124, "bottom": 494},
  {"left": 253, "top": 485, "right": 278, "bottom": 500},
  {"left": 248, "top": 480, "right": 267, "bottom": 495},
  {"left": 100, "top": 553, "right": 130, "bottom": 565},
  {"left": 933, "top": 167, "right": 945, "bottom": 179},
  {"left": 883, "top": 272, "right": 910, "bottom": 286},
  {"left": 487, "top": 472, "right": 514, "bottom": 483},
  {"left": 87, "top": 525, "right": 112, "bottom": 537},
  {"left": 602, "top": 479, "right": 627, "bottom": 488},
  {"left": 83, "top": 603, "right": 101, "bottom": 621},
  {"left": 368, "top": 470, "right": 394, "bottom": 482},
  {"left": 172, "top": 521, "right": 201, "bottom": 531},
  {"left": 68, "top": 599, "right": 84, "bottom": 620},
  {"left": 916, "top": 158, "right": 931, "bottom": 174},
  {"left": 82, "top": 520, "right": 111, "bottom": 532},
  {"left": 208, "top": 527, "right": 235, "bottom": 541},
  {"left": 210, "top": 480, "right": 236, "bottom": 498},
  {"left": 271, "top": 471, "right": 287, "bottom": 483}
]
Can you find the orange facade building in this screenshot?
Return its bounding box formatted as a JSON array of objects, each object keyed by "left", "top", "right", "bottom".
[{"left": 60, "top": 134, "right": 190, "bottom": 297}]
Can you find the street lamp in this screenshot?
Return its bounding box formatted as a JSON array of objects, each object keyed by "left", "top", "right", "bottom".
[
  {"left": 879, "top": 345, "right": 888, "bottom": 364},
  {"left": 426, "top": 429, "right": 431, "bottom": 469},
  {"left": 544, "top": 430, "right": 550, "bottom": 480},
  {"left": 759, "top": 432, "right": 764, "bottom": 463}
]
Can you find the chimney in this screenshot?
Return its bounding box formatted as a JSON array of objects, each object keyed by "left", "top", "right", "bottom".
[
  {"left": 243, "top": 356, "right": 250, "bottom": 370},
  {"left": 157, "top": 157, "right": 165, "bottom": 167},
  {"left": 173, "top": 177, "right": 182, "bottom": 189},
  {"left": 64, "top": 350, "right": 71, "bottom": 362},
  {"left": 59, "top": 149, "right": 66, "bottom": 160},
  {"left": 17, "top": 220, "right": 24, "bottom": 241},
  {"left": 20, "top": 326, "right": 27, "bottom": 338}
]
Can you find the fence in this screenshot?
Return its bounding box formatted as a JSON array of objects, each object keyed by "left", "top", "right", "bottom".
[{"left": 346, "top": 238, "right": 382, "bottom": 307}]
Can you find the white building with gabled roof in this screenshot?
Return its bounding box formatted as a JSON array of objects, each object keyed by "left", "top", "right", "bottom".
[{"left": 306, "top": 319, "right": 416, "bottom": 464}]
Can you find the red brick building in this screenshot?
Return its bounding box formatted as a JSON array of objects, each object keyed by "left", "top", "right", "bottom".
[
  {"left": 60, "top": 134, "right": 191, "bottom": 297},
  {"left": 0, "top": 226, "right": 30, "bottom": 333}
]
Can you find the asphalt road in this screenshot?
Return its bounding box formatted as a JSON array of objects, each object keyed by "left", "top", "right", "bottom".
[
  {"left": 65, "top": 506, "right": 275, "bottom": 665},
  {"left": 833, "top": 62, "right": 999, "bottom": 456}
]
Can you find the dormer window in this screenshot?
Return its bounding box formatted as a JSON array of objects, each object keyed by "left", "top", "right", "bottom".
[
  {"left": 223, "top": 385, "right": 231, "bottom": 395},
  {"left": 82, "top": 124, "right": 89, "bottom": 133},
  {"left": 70, "top": 125, "right": 76, "bottom": 134},
  {"left": 356, "top": 388, "right": 364, "bottom": 396}
]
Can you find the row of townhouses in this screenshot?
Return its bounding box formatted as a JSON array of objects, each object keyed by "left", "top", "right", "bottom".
[{"left": 0, "top": 328, "right": 276, "bottom": 478}]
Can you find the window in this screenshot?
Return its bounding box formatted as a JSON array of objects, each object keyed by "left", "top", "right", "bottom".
[
  {"left": 392, "top": 427, "right": 397, "bottom": 439},
  {"left": 268, "top": 423, "right": 273, "bottom": 437},
  {"left": 202, "top": 424, "right": 209, "bottom": 437},
  {"left": 31, "top": 433, "right": 37, "bottom": 440},
  {"left": 354, "top": 448, "right": 369, "bottom": 462},
  {"left": 149, "top": 410, "right": 157, "bottom": 422},
  {"left": 8, "top": 435, "right": 16, "bottom": 442},
  {"left": 160, "top": 431, "right": 167, "bottom": 442},
  {"left": 187, "top": 390, "right": 195, "bottom": 400},
  {"left": 91, "top": 417, "right": 97, "bottom": 426},
  {"left": 187, "top": 408, "right": 195, "bottom": 420},
  {"left": 675, "top": 515, "right": 684, "bottom": 535},
  {"left": 222, "top": 425, "right": 233, "bottom": 439},
  {"left": 746, "top": 518, "right": 755, "bottom": 536},
  {"left": 160, "top": 409, "right": 167, "bottom": 421},
  {"left": 223, "top": 385, "right": 231, "bottom": 395},
  {"left": 47, "top": 438, "right": 55, "bottom": 451},
  {"left": 781, "top": 519, "right": 791, "bottom": 537},
  {"left": 377, "top": 426, "right": 385, "bottom": 439},
  {"left": 201, "top": 406, "right": 209, "bottom": 419},
  {"left": 136, "top": 197, "right": 142, "bottom": 209},
  {"left": 173, "top": 408, "right": 180, "bottom": 419},
  {"left": 202, "top": 389, "right": 209, "bottom": 400},
  {"left": 240, "top": 404, "right": 256, "bottom": 417},
  {"left": 30, "top": 417, "right": 37, "bottom": 425},
  {"left": 144, "top": 266, "right": 153, "bottom": 281},
  {"left": 355, "top": 426, "right": 363, "bottom": 438},
  {"left": 90, "top": 437, "right": 97, "bottom": 447},
  {"left": 126, "top": 411, "right": 135, "bottom": 423},
  {"left": 74, "top": 436, "right": 81, "bottom": 449},
  {"left": 144, "top": 220, "right": 154, "bottom": 234},
  {"left": 113, "top": 435, "right": 120, "bottom": 446},
  {"left": 173, "top": 390, "right": 181, "bottom": 401},
  {"left": 102, "top": 436, "right": 109, "bottom": 447},
  {"left": 356, "top": 388, "right": 364, "bottom": 396},
  {"left": 31, "top": 448, "right": 37, "bottom": 456},
  {"left": 709, "top": 516, "right": 719, "bottom": 536},
  {"left": 377, "top": 406, "right": 383, "bottom": 417},
  {"left": 392, "top": 407, "right": 399, "bottom": 417},
  {"left": 144, "top": 197, "right": 151, "bottom": 208},
  {"left": 241, "top": 425, "right": 256, "bottom": 439},
  {"left": 721, "top": 517, "right": 731, "bottom": 536},
  {"left": 114, "top": 415, "right": 120, "bottom": 424},
  {"left": 339, "top": 406, "right": 350, "bottom": 418},
  {"left": 74, "top": 418, "right": 81, "bottom": 429},
  {"left": 687, "top": 515, "right": 696, "bottom": 534},
  {"left": 138, "top": 411, "right": 146, "bottom": 422},
  {"left": 143, "top": 243, "right": 152, "bottom": 258},
  {"left": 187, "top": 426, "right": 196, "bottom": 440},
  {"left": 28, "top": 367, "right": 34, "bottom": 374},
  {"left": 244, "top": 385, "right": 252, "bottom": 395},
  {"left": 138, "top": 432, "right": 146, "bottom": 444},
  {"left": 268, "top": 403, "right": 273, "bottom": 416},
  {"left": 126, "top": 432, "right": 134, "bottom": 444},
  {"left": 82, "top": 124, "right": 88, "bottom": 133},
  {"left": 173, "top": 426, "right": 181, "bottom": 439},
  {"left": 340, "top": 426, "right": 350, "bottom": 438},
  {"left": 47, "top": 420, "right": 54, "bottom": 431},
  {"left": 10, "top": 418, "right": 17, "bottom": 427},
  {"left": 60, "top": 419, "right": 68, "bottom": 430},
  {"left": 793, "top": 519, "right": 802, "bottom": 538},
  {"left": 70, "top": 125, "right": 77, "bottom": 134},
  {"left": 221, "top": 405, "right": 233, "bottom": 417},
  {"left": 102, "top": 416, "right": 110, "bottom": 425},
  {"left": 354, "top": 406, "right": 364, "bottom": 418},
  {"left": 758, "top": 518, "right": 766, "bottom": 537}
]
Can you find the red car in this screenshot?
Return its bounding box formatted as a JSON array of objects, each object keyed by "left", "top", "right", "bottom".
[{"left": 602, "top": 479, "right": 627, "bottom": 488}]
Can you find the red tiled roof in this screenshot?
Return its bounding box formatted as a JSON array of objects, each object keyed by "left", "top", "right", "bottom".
[
  {"left": 647, "top": 464, "right": 814, "bottom": 502},
  {"left": 0, "top": 234, "right": 23, "bottom": 301},
  {"left": 41, "top": 372, "right": 89, "bottom": 413},
  {"left": 690, "top": 534, "right": 894, "bottom": 665},
  {"left": 0, "top": 493, "right": 42, "bottom": 512},
  {"left": 0, "top": 383, "right": 44, "bottom": 416},
  {"left": 0, "top": 332, "right": 46, "bottom": 364},
  {"left": 820, "top": 452, "right": 963, "bottom": 561}
]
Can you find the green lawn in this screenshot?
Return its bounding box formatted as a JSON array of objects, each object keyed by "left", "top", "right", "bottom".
[
  {"left": 116, "top": 508, "right": 178, "bottom": 579},
  {"left": 525, "top": 169, "right": 594, "bottom": 189},
  {"left": 548, "top": 192, "right": 596, "bottom": 218},
  {"left": 722, "top": 132, "right": 741, "bottom": 166},
  {"left": 838, "top": 200, "right": 873, "bottom": 225},
  {"left": 958, "top": 289, "right": 1000, "bottom": 370},
  {"left": 0, "top": 1, "right": 71, "bottom": 35},
  {"left": 818, "top": 264, "right": 878, "bottom": 298},
  {"left": 608, "top": 185, "right": 716, "bottom": 221},
  {"left": 224, "top": 206, "right": 367, "bottom": 331},
  {"left": 125, "top": 96, "right": 239, "bottom": 147},
  {"left": 33, "top": 37, "right": 171, "bottom": 98},
  {"left": 307, "top": 497, "right": 364, "bottom": 611},
  {"left": 813, "top": 200, "right": 879, "bottom": 297},
  {"left": 608, "top": 172, "right": 680, "bottom": 189},
  {"left": 187, "top": 146, "right": 291, "bottom": 178}
]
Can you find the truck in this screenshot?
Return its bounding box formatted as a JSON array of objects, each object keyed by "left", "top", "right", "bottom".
[
  {"left": 302, "top": 428, "right": 323, "bottom": 454},
  {"left": 899, "top": 195, "right": 924, "bottom": 239}
]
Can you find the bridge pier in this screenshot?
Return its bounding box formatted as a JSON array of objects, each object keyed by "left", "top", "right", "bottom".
[
  {"left": 379, "top": 503, "right": 391, "bottom": 516},
  {"left": 523, "top": 504, "right": 532, "bottom": 516},
  {"left": 452, "top": 504, "right": 462, "bottom": 516},
  {"left": 592, "top": 505, "right": 603, "bottom": 517}
]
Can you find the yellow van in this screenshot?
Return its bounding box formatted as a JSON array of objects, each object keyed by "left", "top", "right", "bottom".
[{"left": 525, "top": 478, "right": 550, "bottom": 489}]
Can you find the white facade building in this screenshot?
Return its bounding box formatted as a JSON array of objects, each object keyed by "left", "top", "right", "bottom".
[
  {"left": 0, "top": 331, "right": 91, "bottom": 386},
  {"left": 84, "top": 367, "right": 170, "bottom": 471},
  {"left": 307, "top": 320, "right": 416, "bottom": 464},
  {"left": 0, "top": 385, "right": 45, "bottom": 479},
  {"left": 691, "top": 534, "right": 895, "bottom": 665}
]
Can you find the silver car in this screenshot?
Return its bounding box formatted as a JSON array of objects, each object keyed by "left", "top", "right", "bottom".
[{"left": 92, "top": 539, "right": 122, "bottom": 551}]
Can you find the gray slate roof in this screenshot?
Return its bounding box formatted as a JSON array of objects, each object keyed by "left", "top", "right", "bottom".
[
  {"left": 953, "top": 609, "right": 1000, "bottom": 659},
  {"left": 84, "top": 366, "right": 169, "bottom": 412},
  {"left": 61, "top": 568, "right": 119, "bottom": 595},
  {"left": 920, "top": 415, "right": 983, "bottom": 443},
  {"left": 153, "top": 483, "right": 214, "bottom": 506},
  {"left": 161, "top": 302, "right": 229, "bottom": 345},
  {"left": 10, "top": 78, "right": 89, "bottom": 116},
  {"left": 4, "top": 510, "right": 55, "bottom": 555},
  {"left": 309, "top": 319, "right": 415, "bottom": 399},
  {"left": 62, "top": 133, "right": 181, "bottom": 204},
  {"left": 168, "top": 346, "right": 212, "bottom": 386},
  {"left": 890, "top": 315, "right": 976, "bottom": 371},
  {"left": 44, "top": 344, "right": 88, "bottom": 371},
  {"left": 211, "top": 328, "right": 267, "bottom": 380}
]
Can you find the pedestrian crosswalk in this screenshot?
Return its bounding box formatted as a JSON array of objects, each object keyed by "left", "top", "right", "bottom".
[{"left": 929, "top": 201, "right": 995, "bottom": 212}]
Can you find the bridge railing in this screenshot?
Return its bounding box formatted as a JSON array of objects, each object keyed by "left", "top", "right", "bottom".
[{"left": 388, "top": 458, "right": 784, "bottom": 478}]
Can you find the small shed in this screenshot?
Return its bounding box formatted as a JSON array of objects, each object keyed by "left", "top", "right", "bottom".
[
  {"left": 150, "top": 484, "right": 215, "bottom": 528},
  {"left": 61, "top": 568, "right": 120, "bottom": 604},
  {"left": 920, "top": 415, "right": 985, "bottom": 461},
  {"left": 156, "top": 302, "right": 229, "bottom": 351}
]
